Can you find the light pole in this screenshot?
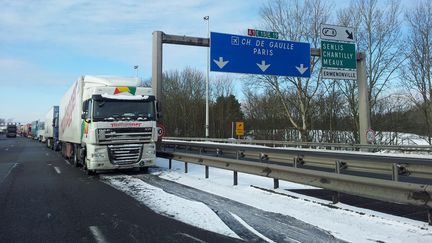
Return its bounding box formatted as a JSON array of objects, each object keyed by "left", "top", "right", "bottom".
[
  {"left": 134, "top": 65, "right": 139, "bottom": 77},
  {"left": 203, "top": 16, "right": 210, "bottom": 138}
]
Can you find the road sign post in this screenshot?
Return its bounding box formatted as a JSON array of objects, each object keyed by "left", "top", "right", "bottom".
[{"left": 210, "top": 32, "right": 310, "bottom": 77}]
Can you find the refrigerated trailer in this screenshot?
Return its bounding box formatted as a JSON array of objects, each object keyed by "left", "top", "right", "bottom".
[{"left": 59, "top": 75, "right": 158, "bottom": 174}]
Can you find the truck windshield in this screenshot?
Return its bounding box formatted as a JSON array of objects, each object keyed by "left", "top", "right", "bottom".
[
  {"left": 7, "top": 125, "right": 17, "bottom": 131},
  {"left": 93, "top": 99, "right": 155, "bottom": 121}
]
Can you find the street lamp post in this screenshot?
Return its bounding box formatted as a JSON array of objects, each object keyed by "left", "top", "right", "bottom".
[
  {"left": 204, "top": 16, "right": 210, "bottom": 138},
  {"left": 134, "top": 65, "right": 139, "bottom": 77}
]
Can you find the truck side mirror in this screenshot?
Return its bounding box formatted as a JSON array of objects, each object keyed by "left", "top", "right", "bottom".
[{"left": 81, "top": 113, "right": 87, "bottom": 120}]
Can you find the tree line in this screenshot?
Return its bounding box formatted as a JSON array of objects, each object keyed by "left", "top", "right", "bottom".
[{"left": 160, "top": 0, "right": 432, "bottom": 145}]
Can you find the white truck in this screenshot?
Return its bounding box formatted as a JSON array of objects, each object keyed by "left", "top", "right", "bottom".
[{"left": 59, "top": 75, "right": 158, "bottom": 174}]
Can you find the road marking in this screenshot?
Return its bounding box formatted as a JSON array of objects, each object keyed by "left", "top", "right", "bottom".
[
  {"left": 64, "top": 159, "right": 70, "bottom": 165},
  {"left": 45, "top": 153, "right": 49, "bottom": 156},
  {"left": 89, "top": 226, "right": 108, "bottom": 243},
  {"left": 5, "top": 148, "right": 8, "bottom": 151},
  {"left": 0, "top": 163, "right": 18, "bottom": 184},
  {"left": 175, "top": 233, "right": 207, "bottom": 243},
  {"left": 54, "top": 166, "right": 61, "bottom": 174},
  {"left": 230, "top": 212, "right": 277, "bottom": 243}
]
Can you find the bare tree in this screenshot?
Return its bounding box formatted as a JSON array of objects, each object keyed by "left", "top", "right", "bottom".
[
  {"left": 254, "top": 0, "right": 332, "bottom": 141},
  {"left": 162, "top": 68, "right": 206, "bottom": 137},
  {"left": 211, "top": 75, "right": 234, "bottom": 99},
  {"left": 401, "top": 0, "right": 432, "bottom": 144},
  {"left": 336, "top": 0, "right": 403, "bottom": 142}
]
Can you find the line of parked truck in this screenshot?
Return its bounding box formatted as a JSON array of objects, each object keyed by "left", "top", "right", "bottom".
[{"left": 13, "top": 75, "right": 160, "bottom": 175}]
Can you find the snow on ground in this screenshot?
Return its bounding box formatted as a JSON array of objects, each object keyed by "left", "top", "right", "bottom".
[
  {"left": 101, "top": 175, "right": 240, "bottom": 239},
  {"left": 153, "top": 158, "right": 432, "bottom": 243}
]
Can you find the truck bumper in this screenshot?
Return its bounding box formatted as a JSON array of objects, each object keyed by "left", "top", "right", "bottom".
[{"left": 85, "top": 143, "right": 156, "bottom": 171}]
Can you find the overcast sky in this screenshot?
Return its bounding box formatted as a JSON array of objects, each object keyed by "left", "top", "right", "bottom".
[{"left": 0, "top": 0, "right": 418, "bottom": 123}]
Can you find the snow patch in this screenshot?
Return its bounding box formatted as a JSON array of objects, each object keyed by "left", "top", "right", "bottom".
[
  {"left": 101, "top": 175, "right": 240, "bottom": 239},
  {"left": 155, "top": 158, "right": 432, "bottom": 243}
]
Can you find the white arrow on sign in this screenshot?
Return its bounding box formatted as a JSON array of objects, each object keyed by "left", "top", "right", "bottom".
[
  {"left": 213, "top": 57, "right": 229, "bottom": 69},
  {"left": 295, "top": 64, "right": 308, "bottom": 75},
  {"left": 257, "top": 60, "right": 270, "bottom": 72}
]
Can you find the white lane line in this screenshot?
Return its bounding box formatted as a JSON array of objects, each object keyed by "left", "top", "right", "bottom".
[
  {"left": 175, "top": 232, "right": 207, "bottom": 243},
  {"left": 5, "top": 148, "right": 8, "bottom": 151},
  {"left": 45, "top": 153, "right": 49, "bottom": 156},
  {"left": 0, "top": 163, "right": 18, "bottom": 184},
  {"left": 54, "top": 166, "right": 61, "bottom": 174},
  {"left": 64, "top": 159, "right": 70, "bottom": 165},
  {"left": 89, "top": 226, "right": 108, "bottom": 243},
  {"left": 229, "top": 212, "right": 276, "bottom": 243}
]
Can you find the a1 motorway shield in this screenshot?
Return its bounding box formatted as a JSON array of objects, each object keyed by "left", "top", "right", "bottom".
[{"left": 210, "top": 32, "right": 311, "bottom": 77}]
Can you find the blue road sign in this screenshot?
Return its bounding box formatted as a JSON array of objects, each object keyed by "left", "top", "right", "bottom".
[{"left": 210, "top": 32, "right": 311, "bottom": 77}]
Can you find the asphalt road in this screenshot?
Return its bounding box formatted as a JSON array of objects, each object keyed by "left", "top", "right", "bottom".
[{"left": 0, "top": 136, "right": 240, "bottom": 243}]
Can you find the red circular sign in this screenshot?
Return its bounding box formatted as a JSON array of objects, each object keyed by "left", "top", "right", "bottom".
[
  {"left": 157, "top": 123, "right": 166, "bottom": 138},
  {"left": 366, "top": 128, "right": 375, "bottom": 144}
]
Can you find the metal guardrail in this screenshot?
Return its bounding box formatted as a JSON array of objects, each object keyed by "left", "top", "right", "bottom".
[
  {"left": 158, "top": 151, "right": 432, "bottom": 208},
  {"left": 162, "top": 139, "right": 432, "bottom": 180},
  {"left": 158, "top": 139, "right": 432, "bottom": 224},
  {"left": 164, "top": 137, "right": 432, "bottom": 153}
]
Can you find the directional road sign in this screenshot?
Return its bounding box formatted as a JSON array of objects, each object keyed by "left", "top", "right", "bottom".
[
  {"left": 247, "top": 29, "right": 279, "bottom": 39},
  {"left": 210, "top": 32, "right": 311, "bottom": 77},
  {"left": 320, "top": 24, "right": 357, "bottom": 80},
  {"left": 321, "top": 41, "right": 356, "bottom": 69},
  {"left": 320, "top": 24, "right": 355, "bottom": 42}
]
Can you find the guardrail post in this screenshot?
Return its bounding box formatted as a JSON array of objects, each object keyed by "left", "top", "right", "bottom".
[
  {"left": 273, "top": 178, "right": 279, "bottom": 189},
  {"left": 332, "top": 161, "right": 341, "bottom": 204},
  {"left": 169, "top": 158, "right": 172, "bottom": 169},
  {"left": 233, "top": 171, "right": 238, "bottom": 186},
  {"left": 205, "top": 165, "right": 209, "bottom": 178},
  {"left": 293, "top": 157, "right": 297, "bottom": 168},
  {"left": 392, "top": 163, "right": 399, "bottom": 181},
  {"left": 184, "top": 162, "right": 188, "bottom": 173}
]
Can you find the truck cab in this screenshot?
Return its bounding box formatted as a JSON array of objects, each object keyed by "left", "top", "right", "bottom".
[
  {"left": 6, "top": 124, "right": 17, "bottom": 138},
  {"left": 59, "top": 76, "right": 158, "bottom": 174}
]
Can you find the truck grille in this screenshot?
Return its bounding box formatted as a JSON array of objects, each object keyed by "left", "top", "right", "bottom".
[
  {"left": 98, "top": 127, "right": 153, "bottom": 143},
  {"left": 107, "top": 144, "right": 143, "bottom": 165}
]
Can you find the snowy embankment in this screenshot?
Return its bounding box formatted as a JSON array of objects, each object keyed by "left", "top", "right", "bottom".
[
  {"left": 102, "top": 174, "right": 240, "bottom": 239},
  {"left": 103, "top": 157, "right": 432, "bottom": 243}
]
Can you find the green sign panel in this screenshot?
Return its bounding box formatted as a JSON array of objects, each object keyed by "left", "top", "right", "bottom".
[
  {"left": 321, "top": 40, "right": 356, "bottom": 69},
  {"left": 248, "top": 28, "right": 278, "bottom": 39}
]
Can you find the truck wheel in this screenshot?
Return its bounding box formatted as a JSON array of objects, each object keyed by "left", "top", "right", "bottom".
[
  {"left": 73, "top": 145, "right": 80, "bottom": 167},
  {"left": 83, "top": 155, "right": 95, "bottom": 175},
  {"left": 86, "top": 169, "right": 96, "bottom": 175},
  {"left": 139, "top": 167, "right": 149, "bottom": 173}
]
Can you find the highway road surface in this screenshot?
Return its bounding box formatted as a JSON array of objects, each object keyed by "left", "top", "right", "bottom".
[{"left": 0, "top": 136, "right": 240, "bottom": 242}]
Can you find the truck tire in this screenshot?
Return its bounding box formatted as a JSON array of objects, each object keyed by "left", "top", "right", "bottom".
[
  {"left": 73, "top": 145, "right": 80, "bottom": 167},
  {"left": 139, "top": 167, "right": 149, "bottom": 173},
  {"left": 85, "top": 160, "right": 96, "bottom": 175}
]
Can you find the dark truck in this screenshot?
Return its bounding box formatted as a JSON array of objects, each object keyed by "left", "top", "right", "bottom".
[{"left": 6, "top": 124, "right": 17, "bottom": 138}]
